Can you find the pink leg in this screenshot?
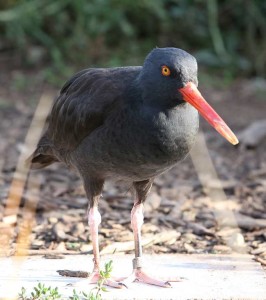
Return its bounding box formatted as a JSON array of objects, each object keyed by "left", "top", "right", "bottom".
[
  {"left": 72, "top": 206, "right": 124, "bottom": 288},
  {"left": 119, "top": 201, "right": 174, "bottom": 288},
  {"left": 88, "top": 206, "right": 101, "bottom": 272},
  {"left": 131, "top": 202, "right": 144, "bottom": 258}
]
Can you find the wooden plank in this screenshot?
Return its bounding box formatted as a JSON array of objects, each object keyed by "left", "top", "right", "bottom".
[{"left": 0, "top": 254, "right": 266, "bottom": 299}]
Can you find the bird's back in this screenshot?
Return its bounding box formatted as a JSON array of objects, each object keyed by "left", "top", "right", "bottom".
[{"left": 29, "top": 66, "right": 141, "bottom": 169}]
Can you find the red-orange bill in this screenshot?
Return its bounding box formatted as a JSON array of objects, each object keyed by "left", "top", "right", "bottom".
[{"left": 179, "top": 82, "right": 239, "bottom": 145}]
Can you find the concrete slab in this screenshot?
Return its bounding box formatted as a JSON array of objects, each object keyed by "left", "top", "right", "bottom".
[{"left": 0, "top": 254, "right": 265, "bottom": 299}]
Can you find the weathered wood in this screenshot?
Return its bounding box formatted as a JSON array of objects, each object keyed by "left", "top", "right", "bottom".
[
  {"left": 57, "top": 269, "right": 89, "bottom": 278},
  {"left": 0, "top": 254, "right": 266, "bottom": 300}
]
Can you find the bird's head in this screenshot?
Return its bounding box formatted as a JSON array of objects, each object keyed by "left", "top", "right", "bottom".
[{"left": 139, "top": 47, "right": 238, "bottom": 145}]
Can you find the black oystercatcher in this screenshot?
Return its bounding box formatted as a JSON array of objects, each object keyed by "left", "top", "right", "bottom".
[{"left": 28, "top": 47, "right": 238, "bottom": 288}]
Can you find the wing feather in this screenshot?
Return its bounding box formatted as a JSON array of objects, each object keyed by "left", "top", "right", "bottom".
[{"left": 29, "top": 67, "right": 141, "bottom": 168}]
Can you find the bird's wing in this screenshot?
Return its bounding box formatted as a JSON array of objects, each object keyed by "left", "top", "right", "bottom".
[{"left": 30, "top": 67, "right": 141, "bottom": 167}]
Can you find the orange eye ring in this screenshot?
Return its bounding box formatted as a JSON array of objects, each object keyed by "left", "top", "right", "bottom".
[{"left": 161, "top": 65, "right": 171, "bottom": 76}]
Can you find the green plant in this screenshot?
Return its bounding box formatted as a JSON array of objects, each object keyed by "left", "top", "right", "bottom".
[
  {"left": 70, "top": 289, "right": 82, "bottom": 300},
  {"left": 18, "top": 283, "right": 61, "bottom": 300},
  {"left": 17, "top": 260, "right": 113, "bottom": 300},
  {"left": 70, "top": 289, "right": 91, "bottom": 300},
  {"left": 89, "top": 260, "right": 113, "bottom": 300},
  {"left": 18, "top": 287, "right": 27, "bottom": 300},
  {"left": 2, "top": 1, "right": 265, "bottom": 76}
]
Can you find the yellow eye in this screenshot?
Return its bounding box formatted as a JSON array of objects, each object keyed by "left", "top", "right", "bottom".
[{"left": 161, "top": 65, "right": 171, "bottom": 76}]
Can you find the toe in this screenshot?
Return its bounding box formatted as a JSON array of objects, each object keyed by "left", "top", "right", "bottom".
[{"left": 105, "top": 279, "right": 125, "bottom": 289}]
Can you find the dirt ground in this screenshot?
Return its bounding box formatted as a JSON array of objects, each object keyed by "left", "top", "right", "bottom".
[{"left": 0, "top": 63, "right": 266, "bottom": 272}]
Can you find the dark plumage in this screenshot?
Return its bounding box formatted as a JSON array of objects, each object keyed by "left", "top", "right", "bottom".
[
  {"left": 31, "top": 48, "right": 199, "bottom": 178},
  {"left": 29, "top": 47, "right": 238, "bottom": 287}
]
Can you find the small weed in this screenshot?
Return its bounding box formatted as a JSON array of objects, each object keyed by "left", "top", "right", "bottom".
[
  {"left": 18, "top": 260, "right": 113, "bottom": 300},
  {"left": 18, "top": 287, "right": 27, "bottom": 300},
  {"left": 70, "top": 260, "right": 113, "bottom": 300},
  {"left": 89, "top": 260, "right": 113, "bottom": 300},
  {"left": 18, "top": 282, "right": 61, "bottom": 300},
  {"left": 69, "top": 289, "right": 92, "bottom": 300}
]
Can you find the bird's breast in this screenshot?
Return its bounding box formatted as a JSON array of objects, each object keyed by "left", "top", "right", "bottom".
[
  {"left": 73, "top": 103, "right": 199, "bottom": 180},
  {"left": 140, "top": 104, "right": 199, "bottom": 163}
]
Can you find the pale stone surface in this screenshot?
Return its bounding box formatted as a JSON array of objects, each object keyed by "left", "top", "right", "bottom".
[{"left": 0, "top": 254, "right": 266, "bottom": 300}]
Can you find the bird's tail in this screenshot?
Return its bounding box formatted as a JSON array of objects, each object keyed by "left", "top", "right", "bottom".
[
  {"left": 26, "top": 150, "right": 58, "bottom": 170},
  {"left": 26, "top": 136, "right": 58, "bottom": 170}
]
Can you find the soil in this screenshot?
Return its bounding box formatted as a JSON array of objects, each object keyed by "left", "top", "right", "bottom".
[{"left": 0, "top": 63, "right": 266, "bottom": 271}]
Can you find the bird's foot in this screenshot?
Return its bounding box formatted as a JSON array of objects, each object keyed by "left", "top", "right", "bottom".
[
  {"left": 116, "top": 258, "right": 183, "bottom": 288},
  {"left": 69, "top": 271, "right": 125, "bottom": 289},
  {"left": 118, "top": 268, "right": 173, "bottom": 288}
]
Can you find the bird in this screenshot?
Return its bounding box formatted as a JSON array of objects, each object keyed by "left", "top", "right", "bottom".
[{"left": 28, "top": 47, "right": 238, "bottom": 288}]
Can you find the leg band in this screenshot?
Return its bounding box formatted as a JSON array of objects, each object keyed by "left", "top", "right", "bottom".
[{"left": 133, "top": 257, "right": 143, "bottom": 269}]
